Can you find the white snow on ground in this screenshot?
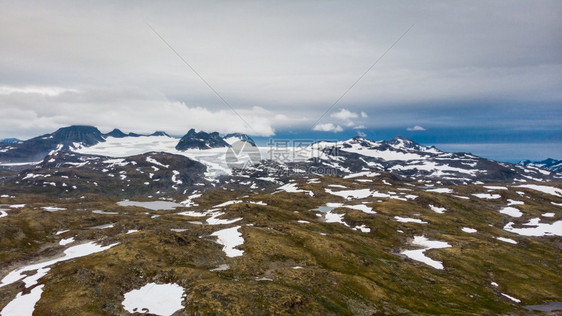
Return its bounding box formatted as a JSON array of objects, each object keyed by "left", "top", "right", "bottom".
[
  {"left": 117, "top": 200, "right": 182, "bottom": 211},
  {"left": 501, "top": 293, "right": 521, "bottom": 303},
  {"left": 180, "top": 193, "right": 202, "bottom": 207},
  {"left": 507, "top": 199, "right": 524, "bottom": 206},
  {"left": 0, "top": 209, "right": 7, "bottom": 218},
  {"left": 214, "top": 200, "right": 267, "bottom": 208},
  {"left": 0, "top": 242, "right": 118, "bottom": 316},
  {"left": 426, "top": 188, "right": 453, "bottom": 193},
  {"left": 328, "top": 184, "right": 347, "bottom": 188},
  {"left": 126, "top": 229, "right": 139, "bottom": 234},
  {"left": 41, "top": 206, "right": 66, "bottom": 212},
  {"left": 390, "top": 160, "right": 480, "bottom": 177},
  {"left": 206, "top": 212, "right": 242, "bottom": 225},
  {"left": 0, "top": 161, "right": 42, "bottom": 167},
  {"left": 211, "top": 226, "right": 244, "bottom": 257},
  {"left": 171, "top": 170, "right": 183, "bottom": 187},
  {"left": 325, "top": 188, "right": 372, "bottom": 199},
  {"left": 210, "top": 264, "right": 230, "bottom": 272},
  {"left": 177, "top": 210, "right": 209, "bottom": 217},
  {"left": 102, "top": 158, "right": 131, "bottom": 167},
  {"left": 75, "top": 135, "right": 234, "bottom": 178},
  {"left": 179, "top": 207, "right": 242, "bottom": 226},
  {"left": 515, "top": 184, "right": 562, "bottom": 197},
  {"left": 1, "top": 284, "right": 44, "bottom": 316},
  {"left": 394, "top": 216, "right": 427, "bottom": 224},
  {"left": 87, "top": 223, "right": 114, "bottom": 229},
  {"left": 277, "top": 183, "right": 314, "bottom": 196},
  {"left": 297, "top": 220, "right": 310, "bottom": 224},
  {"left": 401, "top": 236, "right": 451, "bottom": 269},
  {"left": 122, "top": 283, "right": 184, "bottom": 316},
  {"left": 146, "top": 156, "right": 169, "bottom": 168},
  {"left": 499, "top": 207, "right": 523, "bottom": 218},
  {"left": 542, "top": 213, "right": 555, "bottom": 217},
  {"left": 472, "top": 193, "right": 501, "bottom": 199},
  {"left": 9, "top": 204, "right": 25, "bottom": 208},
  {"left": 343, "top": 171, "right": 380, "bottom": 179},
  {"left": 484, "top": 186, "right": 508, "bottom": 190},
  {"left": 491, "top": 282, "right": 499, "bottom": 287},
  {"left": 497, "top": 237, "right": 518, "bottom": 244},
  {"left": 59, "top": 237, "right": 74, "bottom": 246},
  {"left": 214, "top": 200, "right": 244, "bottom": 208},
  {"left": 453, "top": 195, "right": 470, "bottom": 200},
  {"left": 353, "top": 224, "right": 371, "bottom": 233},
  {"left": 92, "top": 210, "right": 119, "bottom": 215},
  {"left": 429, "top": 205, "right": 446, "bottom": 214},
  {"left": 462, "top": 227, "right": 477, "bottom": 233},
  {"left": 552, "top": 202, "right": 562, "bottom": 207},
  {"left": 339, "top": 143, "right": 425, "bottom": 161},
  {"left": 55, "top": 230, "right": 69, "bottom": 235},
  {"left": 503, "top": 218, "right": 562, "bottom": 236},
  {"left": 343, "top": 204, "right": 376, "bottom": 214},
  {"left": 324, "top": 212, "right": 348, "bottom": 226}
]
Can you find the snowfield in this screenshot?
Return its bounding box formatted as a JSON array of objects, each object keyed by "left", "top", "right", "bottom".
[
  {"left": 515, "top": 184, "right": 562, "bottom": 197},
  {"left": 0, "top": 242, "right": 118, "bottom": 316},
  {"left": 211, "top": 226, "right": 244, "bottom": 257},
  {"left": 122, "top": 283, "right": 185, "bottom": 316},
  {"left": 503, "top": 218, "right": 562, "bottom": 237},
  {"left": 401, "top": 236, "right": 451, "bottom": 269}
]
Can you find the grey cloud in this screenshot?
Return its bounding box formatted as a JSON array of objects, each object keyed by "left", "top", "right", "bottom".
[{"left": 0, "top": 0, "right": 560, "bottom": 137}]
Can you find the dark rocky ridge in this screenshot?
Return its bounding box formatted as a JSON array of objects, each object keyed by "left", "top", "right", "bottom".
[
  {"left": 176, "top": 129, "right": 230, "bottom": 150},
  {"left": 0, "top": 126, "right": 105, "bottom": 163}
]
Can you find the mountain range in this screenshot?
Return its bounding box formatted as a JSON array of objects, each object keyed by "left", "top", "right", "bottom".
[
  {"left": 0, "top": 125, "right": 560, "bottom": 315},
  {"left": 0, "top": 125, "right": 559, "bottom": 187},
  {"left": 0, "top": 126, "right": 256, "bottom": 164},
  {"left": 520, "top": 158, "right": 562, "bottom": 173}
]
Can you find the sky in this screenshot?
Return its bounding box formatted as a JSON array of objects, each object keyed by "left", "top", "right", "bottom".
[{"left": 0, "top": 0, "right": 561, "bottom": 161}]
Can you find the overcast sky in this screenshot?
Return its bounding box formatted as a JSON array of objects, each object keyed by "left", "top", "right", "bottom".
[{"left": 1, "top": 0, "right": 560, "bottom": 160}]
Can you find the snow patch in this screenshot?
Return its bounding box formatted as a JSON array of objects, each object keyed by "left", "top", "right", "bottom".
[
  {"left": 429, "top": 204, "right": 446, "bottom": 214},
  {"left": 211, "top": 226, "right": 244, "bottom": 257},
  {"left": 122, "top": 283, "right": 184, "bottom": 316},
  {"left": 472, "top": 193, "right": 501, "bottom": 199},
  {"left": 394, "top": 216, "right": 427, "bottom": 224},
  {"left": 499, "top": 207, "right": 523, "bottom": 218},
  {"left": 401, "top": 236, "right": 451, "bottom": 269},
  {"left": 515, "top": 184, "right": 562, "bottom": 197}
]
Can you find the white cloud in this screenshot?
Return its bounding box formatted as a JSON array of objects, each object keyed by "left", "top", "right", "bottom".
[
  {"left": 407, "top": 125, "right": 426, "bottom": 131},
  {"left": 312, "top": 123, "right": 343, "bottom": 132},
  {"left": 357, "top": 131, "right": 367, "bottom": 137},
  {"left": 331, "top": 109, "right": 359, "bottom": 121},
  {"left": 0, "top": 86, "right": 77, "bottom": 96},
  {"left": 329, "top": 108, "right": 369, "bottom": 129},
  {"left": 0, "top": 87, "right": 293, "bottom": 138}
]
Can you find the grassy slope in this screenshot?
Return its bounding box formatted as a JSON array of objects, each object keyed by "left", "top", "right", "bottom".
[{"left": 0, "top": 176, "right": 560, "bottom": 315}]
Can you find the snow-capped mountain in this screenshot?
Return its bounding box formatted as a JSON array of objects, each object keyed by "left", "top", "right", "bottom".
[
  {"left": 0, "top": 126, "right": 105, "bottom": 163},
  {"left": 520, "top": 158, "right": 562, "bottom": 173},
  {"left": 0, "top": 126, "right": 559, "bottom": 185},
  {"left": 238, "top": 136, "right": 558, "bottom": 184},
  {"left": 175, "top": 129, "right": 230, "bottom": 150},
  {"left": 0, "top": 138, "right": 21, "bottom": 144},
  {"left": 223, "top": 133, "right": 257, "bottom": 147}
]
